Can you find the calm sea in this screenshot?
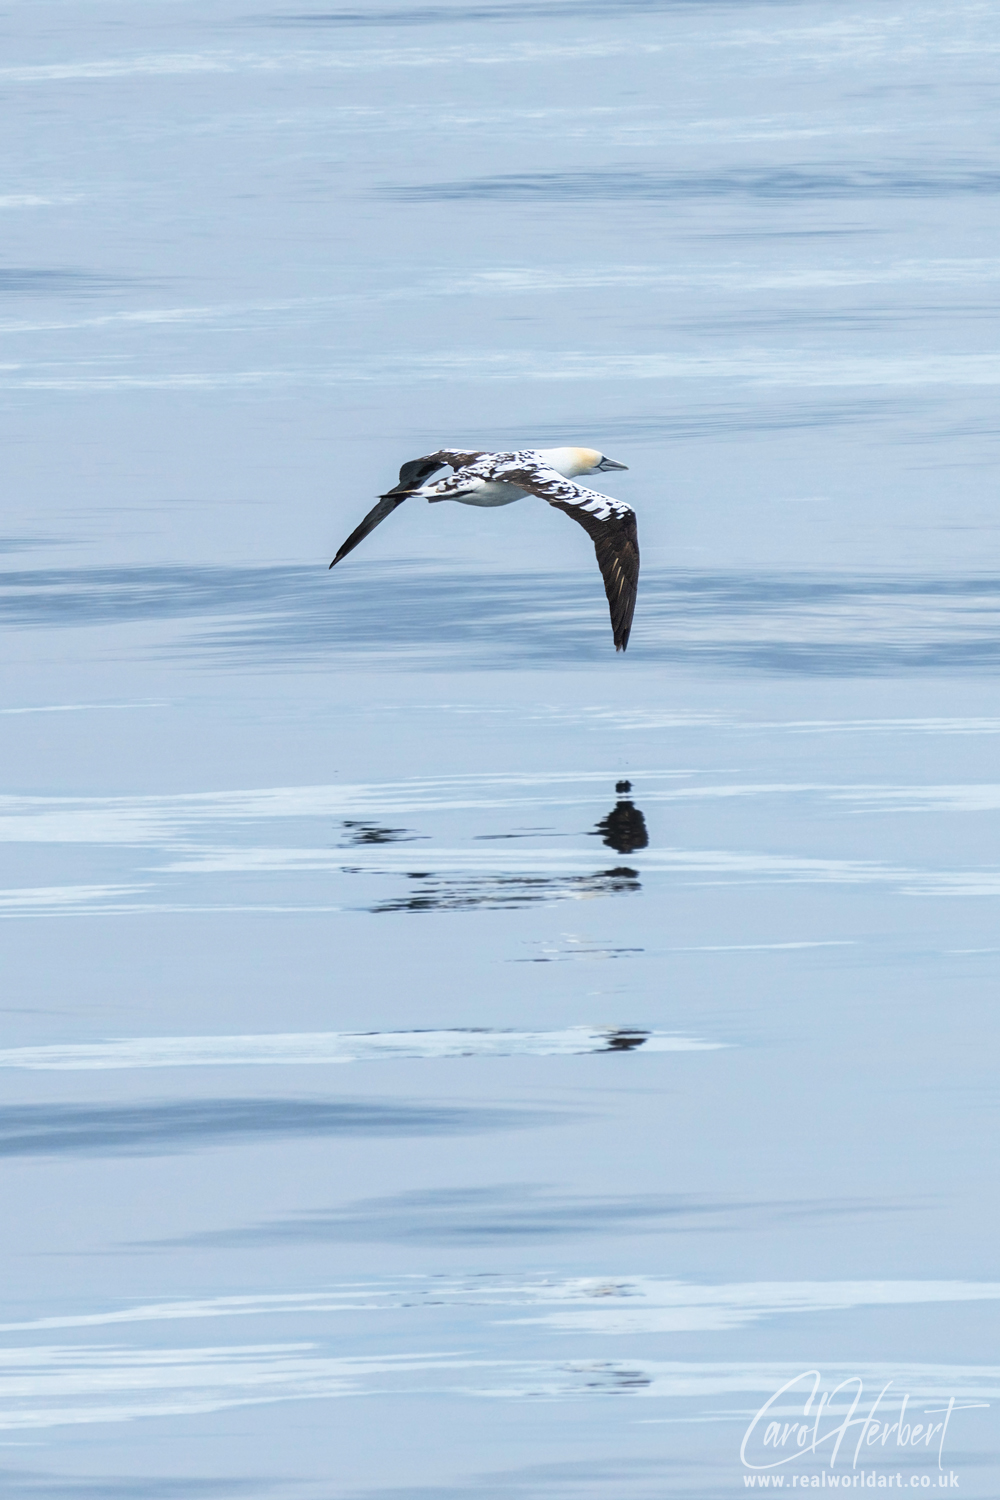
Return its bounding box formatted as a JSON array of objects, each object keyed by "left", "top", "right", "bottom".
[{"left": 2, "top": 0, "right": 1000, "bottom": 1494}]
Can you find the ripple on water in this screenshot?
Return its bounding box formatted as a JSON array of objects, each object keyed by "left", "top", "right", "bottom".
[{"left": 7, "top": 563, "right": 1000, "bottom": 674}]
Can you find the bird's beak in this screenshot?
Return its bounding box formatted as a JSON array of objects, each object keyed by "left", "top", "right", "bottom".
[{"left": 597, "top": 457, "right": 628, "bottom": 472}]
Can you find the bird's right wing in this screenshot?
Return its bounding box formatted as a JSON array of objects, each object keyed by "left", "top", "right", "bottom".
[
  {"left": 329, "top": 449, "right": 486, "bottom": 568},
  {"left": 496, "top": 461, "right": 640, "bottom": 651}
]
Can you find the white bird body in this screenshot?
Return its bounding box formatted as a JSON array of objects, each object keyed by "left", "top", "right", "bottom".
[
  {"left": 422, "top": 447, "right": 602, "bottom": 508},
  {"left": 436, "top": 477, "right": 522, "bottom": 507},
  {"left": 329, "top": 444, "right": 640, "bottom": 651}
]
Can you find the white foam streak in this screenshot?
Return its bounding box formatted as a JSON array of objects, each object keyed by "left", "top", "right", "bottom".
[
  {"left": 0, "top": 884, "right": 144, "bottom": 912},
  {"left": 0, "top": 1293, "right": 394, "bottom": 1333},
  {"left": 536, "top": 709, "right": 1000, "bottom": 737},
  {"left": 0, "top": 702, "right": 165, "bottom": 717},
  {"left": 5, "top": 1276, "right": 1000, "bottom": 1428},
  {"left": 0, "top": 1028, "right": 721, "bottom": 1072},
  {"left": 0, "top": 194, "right": 80, "bottom": 209},
  {"left": 834, "top": 785, "right": 1000, "bottom": 813},
  {"left": 0, "top": 1340, "right": 998, "bottom": 1430},
  {"left": 4, "top": 774, "right": 1000, "bottom": 915},
  {"left": 6, "top": 260, "right": 1000, "bottom": 338},
  {"left": 0, "top": 1344, "right": 463, "bottom": 1431},
  {"left": 159, "top": 844, "right": 1000, "bottom": 898},
  {"left": 0, "top": 39, "right": 655, "bottom": 86},
  {"left": 503, "top": 1276, "right": 1000, "bottom": 1334},
  {"left": 416, "top": 350, "right": 1000, "bottom": 389},
  {"left": 7, "top": 1275, "right": 1000, "bottom": 1336},
  {"left": 0, "top": 771, "right": 688, "bottom": 846},
  {"left": 452, "top": 259, "right": 1000, "bottom": 295},
  {"left": 3, "top": 772, "right": 999, "bottom": 851},
  {"left": 159, "top": 845, "right": 891, "bottom": 884},
  {"left": 7, "top": 349, "right": 1000, "bottom": 392}
]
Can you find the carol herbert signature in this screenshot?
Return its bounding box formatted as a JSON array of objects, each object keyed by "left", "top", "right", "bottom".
[{"left": 740, "top": 1370, "right": 987, "bottom": 1472}]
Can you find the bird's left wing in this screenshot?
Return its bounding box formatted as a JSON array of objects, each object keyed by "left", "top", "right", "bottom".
[
  {"left": 329, "top": 449, "right": 486, "bottom": 568},
  {"left": 496, "top": 460, "right": 640, "bottom": 652},
  {"left": 434, "top": 449, "right": 488, "bottom": 471}
]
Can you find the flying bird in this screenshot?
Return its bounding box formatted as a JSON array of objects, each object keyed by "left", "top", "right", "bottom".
[{"left": 329, "top": 446, "right": 639, "bottom": 651}]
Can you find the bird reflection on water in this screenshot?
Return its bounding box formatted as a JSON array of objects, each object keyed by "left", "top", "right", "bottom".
[
  {"left": 591, "top": 780, "right": 649, "bottom": 856},
  {"left": 369, "top": 866, "right": 641, "bottom": 914},
  {"left": 340, "top": 820, "right": 426, "bottom": 846},
  {"left": 601, "top": 1030, "right": 650, "bottom": 1052},
  {"left": 363, "top": 783, "right": 648, "bottom": 913}
]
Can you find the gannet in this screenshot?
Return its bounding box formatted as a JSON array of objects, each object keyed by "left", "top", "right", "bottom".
[{"left": 329, "top": 446, "right": 639, "bottom": 651}]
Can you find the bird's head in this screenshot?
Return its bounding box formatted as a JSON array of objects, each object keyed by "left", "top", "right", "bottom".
[{"left": 541, "top": 446, "right": 629, "bottom": 479}]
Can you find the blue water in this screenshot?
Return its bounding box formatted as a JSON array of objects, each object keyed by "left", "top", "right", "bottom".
[{"left": 2, "top": 0, "right": 1000, "bottom": 1494}]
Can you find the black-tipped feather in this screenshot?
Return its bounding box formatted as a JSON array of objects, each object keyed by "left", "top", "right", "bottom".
[
  {"left": 486, "top": 459, "right": 639, "bottom": 652},
  {"left": 330, "top": 450, "right": 485, "bottom": 567},
  {"left": 329, "top": 456, "right": 443, "bottom": 567},
  {"left": 546, "top": 500, "right": 639, "bottom": 651},
  {"left": 329, "top": 492, "right": 409, "bottom": 568}
]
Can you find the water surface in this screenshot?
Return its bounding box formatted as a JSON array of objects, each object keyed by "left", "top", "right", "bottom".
[{"left": 2, "top": 0, "right": 1000, "bottom": 1494}]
